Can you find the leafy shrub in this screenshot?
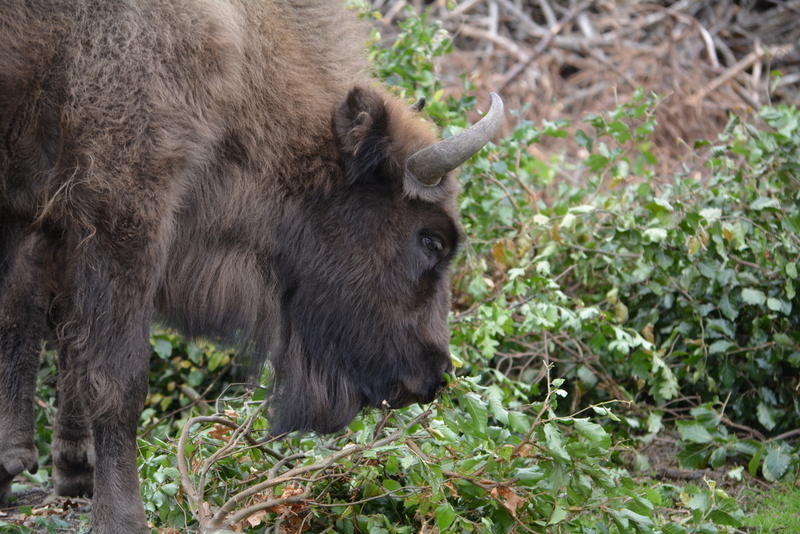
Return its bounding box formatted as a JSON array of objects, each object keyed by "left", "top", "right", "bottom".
[
  {"left": 143, "top": 330, "right": 236, "bottom": 439},
  {"left": 155, "top": 375, "right": 745, "bottom": 534}
]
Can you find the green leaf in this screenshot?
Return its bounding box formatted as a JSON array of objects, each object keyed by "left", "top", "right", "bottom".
[
  {"left": 461, "top": 393, "right": 488, "bottom": 439},
  {"left": 677, "top": 421, "right": 713, "bottom": 443},
  {"left": 161, "top": 482, "right": 180, "bottom": 497},
  {"left": 151, "top": 338, "right": 174, "bottom": 359},
  {"left": 719, "top": 292, "right": 739, "bottom": 321},
  {"left": 548, "top": 503, "right": 568, "bottom": 525},
  {"left": 516, "top": 467, "right": 544, "bottom": 487},
  {"left": 708, "top": 340, "right": 735, "bottom": 355},
  {"left": 643, "top": 228, "right": 668, "bottom": 243},
  {"left": 678, "top": 443, "right": 711, "bottom": 469},
  {"left": 383, "top": 479, "right": 402, "bottom": 492},
  {"left": 507, "top": 411, "right": 530, "bottom": 433},
  {"left": 543, "top": 422, "right": 571, "bottom": 463},
  {"left": 662, "top": 523, "right": 688, "bottom": 534},
  {"left": 709, "top": 446, "right": 727, "bottom": 469},
  {"left": 575, "top": 129, "right": 593, "bottom": 151},
  {"left": 619, "top": 508, "right": 653, "bottom": 526},
  {"left": 763, "top": 448, "right": 791, "bottom": 481},
  {"left": 750, "top": 196, "right": 780, "bottom": 210},
  {"left": 756, "top": 402, "right": 777, "bottom": 431},
  {"left": 740, "top": 288, "right": 767, "bottom": 305},
  {"left": 435, "top": 502, "right": 456, "bottom": 530},
  {"left": 766, "top": 297, "right": 783, "bottom": 311},
  {"left": 749, "top": 446, "right": 764, "bottom": 478},
  {"left": 573, "top": 419, "right": 611, "bottom": 450},
  {"left": 699, "top": 208, "right": 722, "bottom": 221}
]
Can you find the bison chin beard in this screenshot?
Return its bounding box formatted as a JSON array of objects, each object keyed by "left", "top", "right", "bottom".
[{"left": 265, "top": 343, "right": 450, "bottom": 437}]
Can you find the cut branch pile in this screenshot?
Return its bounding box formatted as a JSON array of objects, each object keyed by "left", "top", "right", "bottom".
[{"left": 375, "top": 0, "right": 800, "bottom": 163}]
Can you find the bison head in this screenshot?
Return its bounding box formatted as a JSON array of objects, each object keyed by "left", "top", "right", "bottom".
[{"left": 267, "top": 87, "right": 502, "bottom": 435}]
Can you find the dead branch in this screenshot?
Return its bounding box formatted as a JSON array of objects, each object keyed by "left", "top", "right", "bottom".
[{"left": 177, "top": 408, "right": 433, "bottom": 533}]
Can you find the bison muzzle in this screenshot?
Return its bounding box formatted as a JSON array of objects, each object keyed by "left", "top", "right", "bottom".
[{"left": 0, "top": 1, "right": 503, "bottom": 532}]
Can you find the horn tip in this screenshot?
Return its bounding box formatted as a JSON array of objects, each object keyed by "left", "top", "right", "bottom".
[{"left": 488, "top": 92, "right": 503, "bottom": 112}]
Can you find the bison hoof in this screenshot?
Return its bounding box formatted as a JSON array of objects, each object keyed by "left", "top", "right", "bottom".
[
  {"left": 53, "top": 460, "right": 94, "bottom": 498},
  {"left": 0, "top": 447, "right": 39, "bottom": 505},
  {"left": 52, "top": 438, "right": 95, "bottom": 498}
]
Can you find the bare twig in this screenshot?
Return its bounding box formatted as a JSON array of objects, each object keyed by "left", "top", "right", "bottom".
[
  {"left": 497, "top": 0, "right": 595, "bottom": 92},
  {"left": 178, "top": 407, "right": 433, "bottom": 533},
  {"left": 686, "top": 45, "right": 791, "bottom": 106}
]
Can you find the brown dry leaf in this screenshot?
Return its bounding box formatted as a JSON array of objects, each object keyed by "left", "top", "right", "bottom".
[
  {"left": 516, "top": 443, "right": 534, "bottom": 457},
  {"left": 209, "top": 423, "right": 232, "bottom": 441},
  {"left": 158, "top": 528, "right": 182, "bottom": 534},
  {"left": 31, "top": 505, "right": 64, "bottom": 517},
  {"left": 642, "top": 324, "right": 655, "bottom": 344},
  {"left": 491, "top": 486, "right": 523, "bottom": 517},
  {"left": 246, "top": 510, "right": 267, "bottom": 527},
  {"left": 443, "top": 480, "right": 459, "bottom": 499},
  {"left": 492, "top": 241, "right": 508, "bottom": 267}
]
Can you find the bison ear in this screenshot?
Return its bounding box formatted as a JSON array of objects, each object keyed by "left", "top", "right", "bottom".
[{"left": 333, "top": 87, "right": 394, "bottom": 187}]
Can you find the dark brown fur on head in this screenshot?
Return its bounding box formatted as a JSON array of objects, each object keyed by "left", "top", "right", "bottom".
[{"left": 156, "top": 84, "right": 462, "bottom": 435}]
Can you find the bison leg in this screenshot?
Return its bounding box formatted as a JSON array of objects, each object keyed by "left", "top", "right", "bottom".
[
  {"left": 82, "top": 325, "right": 151, "bottom": 534},
  {"left": 53, "top": 239, "right": 159, "bottom": 534},
  {"left": 0, "top": 234, "right": 47, "bottom": 505},
  {"left": 51, "top": 349, "right": 95, "bottom": 498}
]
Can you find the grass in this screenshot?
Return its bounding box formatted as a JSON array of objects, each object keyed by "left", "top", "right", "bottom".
[{"left": 743, "top": 483, "right": 800, "bottom": 533}]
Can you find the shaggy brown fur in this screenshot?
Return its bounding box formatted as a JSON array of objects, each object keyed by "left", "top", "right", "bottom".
[{"left": 0, "top": 1, "right": 477, "bottom": 533}]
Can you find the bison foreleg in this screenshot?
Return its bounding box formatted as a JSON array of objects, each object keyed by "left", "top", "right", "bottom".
[
  {"left": 0, "top": 234, "right": 47, "bottom": 505},
  {"left": 53, "top": 233, "right": 161, "bottom": 534}
]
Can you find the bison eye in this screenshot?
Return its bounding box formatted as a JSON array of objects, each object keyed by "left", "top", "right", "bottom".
[{"left": 422, "top": 235, "right": 443, "bottom": 255}]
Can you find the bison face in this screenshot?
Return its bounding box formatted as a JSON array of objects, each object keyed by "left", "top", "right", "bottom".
[{"left": 267, "top": 87, "right": 501, "bottom": 435}]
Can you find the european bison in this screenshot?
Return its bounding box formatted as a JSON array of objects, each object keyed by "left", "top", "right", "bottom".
[{"left": 0, "top": 0, "right": 502, "bottom": 532}]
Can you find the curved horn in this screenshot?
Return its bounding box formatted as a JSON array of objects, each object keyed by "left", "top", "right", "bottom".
[{"left": 406, "top": 92, "right": 503, "bottom": 187}]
